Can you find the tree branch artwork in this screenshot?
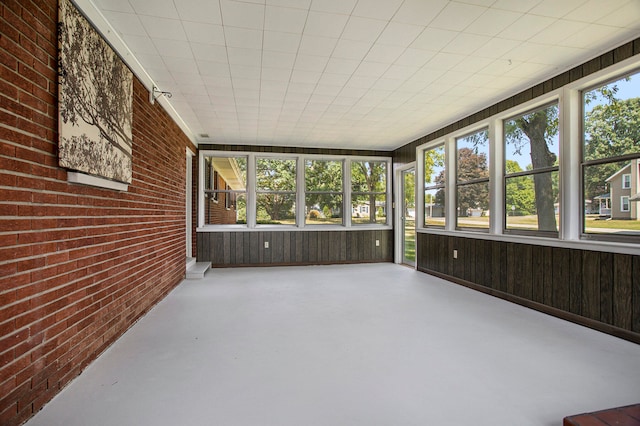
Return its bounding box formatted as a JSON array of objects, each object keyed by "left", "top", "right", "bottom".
[{"left": 58, "top": 0, "right": 133, "bottom": 184}]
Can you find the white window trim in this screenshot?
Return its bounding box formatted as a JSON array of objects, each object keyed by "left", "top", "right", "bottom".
[
  {"left": 622, "top": 174, "right": 631, "bottom": 189},
  {"left": 621, "top": 196, "right": 630, "bottom": 212},
  {"left": 197, "top": 151, "right": 392, "bottom": 231},
  {"left": 414, "top": 55, "right": 640, "bottom": 255}
]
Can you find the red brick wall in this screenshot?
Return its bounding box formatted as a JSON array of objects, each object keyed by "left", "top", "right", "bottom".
[{"left": 0, "top": 1, "right": 193, "bottom": 424}]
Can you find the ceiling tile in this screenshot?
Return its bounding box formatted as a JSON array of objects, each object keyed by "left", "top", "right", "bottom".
[
  {"left": 332, "top": 39, "right": 372, "bottom": 61},
  {"left": 298, "top": 35, "right": 338, "bottom": 56},
  {"left": 325, "top": 57, "right": 360, "bottom": 75},
  {"left": 265, "top": 5, "right": 308, "bottom": 33},
  {"left": 474, "top": 38, "right": 521, "bottom": 59},
  {"left": 175, "top": 0, "right": 223, "bottom": 24},
  {"left": 491, "top": 0, "right": 541, "bottom": 13},
  {"left": 266, "top": 0, "right": 311, "bottom": 9},
  {"left": 465, "top": 8, "right": 522, "bottom": 37},
  {"left": 304, "top": 11, "right": 348, "bottom": 38},
  {"left": 140, "top": 15, "right": 187, "bottom": 40},
  {"left": 191, "top": 43, "right": 227, "bottom": 62},
  {"left": 261, "top": 67, "right": 291, "bottom": 82},
  {"left": 424, "top": 52, "right": 466, "bottom": 71},
  {"left": 154, "top": 39, "right": 193, "bottom": 58},
  {"left": 229, "top": 64, "right": 261, "bottom": 79},
  {"left": 529, "top": 19, "right": 589, "bottom": 45},
  {"left": 443, "top": 33, "right": 491, "bottom": 55},
  {"left": 364, "top": 44, "right": 405, "bottom": 64},
  {"left": 563, "top": 0, "right": 631, "bottom": 23},
  {"left": 376, "top": 22, "right": 424, "bottom": 46},
  {"left": 122, "top": 34, "right": 158, "bottom": 55},
  {"left": 560, "top": 25, "right": 629, "bottom": 50},
  {"left": 196, "top": 60, "right": 231, "bottom": 77},
  {"left": 93, "top": 0, "right": 133, "bottom": 13},
  {"left": 383, "top": 64, "right": 418, "bottom": 80},
  {"left": 527, "top": 0, "right": 584, "bottom": 18},
  {"left": 294, "top": 54, "right": 330, "bottom": 71},
  {"left": 129, "top": 0, "right": 178, "bottom": 19},
  {"left": 290, "top": 69, "right": 322, "bottom": 84},
  {"left": 498, "top": 14, "right": 555, "bottom": 41},
  {"left": 597, "top": 1, "right": 640, "bottom": 28},
  {"left": 263, "top": 31, "right": 301, "bottom": 53},
  {"left": 392, "top": 0, "right": 448, "bottom": 26},
  {"left": 184, "top": 22, "right": 225, "bottom": 45},
  {"left": 429, "top": 2, "right": 487, "bottom": 32},
  {"left": 103, "top": 11, "right": 146, "bottom": 36},
  {"left": 341, "top": 16, "right": 387, "bottom": 43},
  {"left": 220, "top": 0, "right": 264, "bottom": 29},
  {"left": 410, "top": 27, "right": 458, "bottom": 51},
  {"left": 227, "top": 47, "right": 262, "bottom": 67},
  {"left": 394, "top": 48, "right": 436, "bottom": 68},
  {"left": 310, "top": 0, "right": 357, "bottom": 15},
  {"left": 354, "top": 61, "right": 390, "bottom": 78},
  {"left": 262, "top": 51, "right": 296, "bottom": 69},
  {"left": 351, "top": 0, "right": 403, "bottom": 21},
  {"left": 224, "top": 27, "right": 263, "bottom": 49}
]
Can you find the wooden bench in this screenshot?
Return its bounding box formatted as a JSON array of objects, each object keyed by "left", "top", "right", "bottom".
[{"left": 564, "top": 404, "right": 640, "bottom": 426}]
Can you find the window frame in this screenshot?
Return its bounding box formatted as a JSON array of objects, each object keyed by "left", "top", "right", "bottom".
[
  {"left": 350, "top": 159, "right": 389, "bottom": 226},
  {"left": 422, "top": 143, "right": 446, "bottom": 228},
  {"left": 414, "top": 56, "right": 639, "bottom": 253},
  {"left": 621, "top": 196, "right": 630, "bottom": 212},
  {"left": 502, "top": 101, "right": 560, "bottom": 238},
  {"left": 255, "top": 156, "right": 298, "bottom": 227},
  {"left": 455, "top": 128, "right": 490, "bottom": 232},
  {"left": 197, "top": 151, "right": 392, "bottom": 230},
  {"left": 622, "top": 174, "right": 631, "bottom": 189},
  {"left": 304, "top": 158, "right": 345, "bottom": 227}
]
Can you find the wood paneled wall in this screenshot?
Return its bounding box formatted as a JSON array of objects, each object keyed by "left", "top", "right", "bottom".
[
  {"left": 418, "top": 233, "right": 640, "bottom": 343},
  {"left": 198, "top": 229, "right": 393, "bottom": 267}
]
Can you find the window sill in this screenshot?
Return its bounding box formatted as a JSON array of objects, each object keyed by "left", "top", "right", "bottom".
[
  {"left": 417, "top": 227, "right": 640, "bottom": 255},
  {"left": 197, "top": 224, "right": 392, "bottom": 232}
]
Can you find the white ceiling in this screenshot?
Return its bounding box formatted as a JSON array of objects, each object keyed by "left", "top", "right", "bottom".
[{"left": 87, "top": 0, "right": 640, "bottom": 150}]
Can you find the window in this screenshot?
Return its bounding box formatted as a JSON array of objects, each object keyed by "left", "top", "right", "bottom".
[
  {"left": 203, "top": 155, "right": 247, "bottom": 225},
  {"left": 255, "top": 157, "right": 297, "bottom": 225},
  {"left": 424, "top": 144, "right": 445, "bottom": 227},
  {"left": 351, "top": 160, "right": 387, "bottom": 225},
  {"left": 199, "top": 152, "right": 390, "bottom": 229},
  {"left": 622, "top": 174, "right": 631, "bottom": 189},
  {"left": 582, "top": 71, "right": 640, "bottom": 237},
  {"left": 621, "top": 196, "right": 630, "bottom": 212},
  {"left": 504, "top": 103, "right": 559, "bottom": 234},
  {"left": 305, "top": 159, "right": 343, "bottom": 225},
  {"left": 456, "top": 129, "right": 489, "bottom": 230}
]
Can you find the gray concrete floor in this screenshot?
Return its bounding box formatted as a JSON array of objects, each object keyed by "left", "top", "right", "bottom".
[{"left": 26, "top": 263, "right": 640, "bottom": 426}]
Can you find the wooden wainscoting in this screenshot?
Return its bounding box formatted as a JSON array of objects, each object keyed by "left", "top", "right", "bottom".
[
  {"left": 197, "top": 229, "right": 393, "bottom": 267},
  {"left": 417, "top": 233, "right": 640, "bottom": 344}
]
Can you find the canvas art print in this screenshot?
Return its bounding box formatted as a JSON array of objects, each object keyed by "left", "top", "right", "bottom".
[{"left": 58, "top": 0, "right": 133, "bottom": 184}]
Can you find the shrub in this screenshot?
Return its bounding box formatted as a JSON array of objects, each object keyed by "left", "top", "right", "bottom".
[{"left": 308, "top": 209, "right": 321, "bottom": 219}]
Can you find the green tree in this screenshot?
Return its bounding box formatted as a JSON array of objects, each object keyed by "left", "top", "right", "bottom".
[
  {"left": 505, "top": 105, "right": 558, "bottom": 231},
  {"left": 352, "top": 161, "right": 387, "bottom": 223},
  {"left": 456, "top": 147, "right": 489, "bottom": 216},
  {"left": 505, "top": 160, "right": 536, "bottom": 215},
  {"left": 583, "top": 97, "right": 640, "bottom": 201},
  {"left": 305, "top": 160, "right": 343, "bottom": 218},
  {"left": 256, "top": 159, "right": 296, "bottom": 222}
]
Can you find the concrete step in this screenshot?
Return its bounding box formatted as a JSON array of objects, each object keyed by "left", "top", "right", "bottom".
[
  {"left": 186, "top": 261, "right": 211, "bottom": 279},
  {"left": 186, "top": 256, "right": 196, "bottom": 269}
]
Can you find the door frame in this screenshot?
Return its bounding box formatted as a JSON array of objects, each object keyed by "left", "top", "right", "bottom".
[
  {"left": 394, "top": 162, "right": 416, "bottom": 266},
  {"left": 186, "top": 147, "right": 195, "bottom": 259}
]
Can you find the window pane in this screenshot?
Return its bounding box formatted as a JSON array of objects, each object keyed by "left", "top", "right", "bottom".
[
  {"left": 305, "top": 194, "right": 343, "bottom": 225},
  {"left": 425, "top": 188, "right": 445, "bottom": 226},
  {"left": 204, "top": 156, "right": 247, "bottom": 225},
  {"left": 256, "top": 193, "right": 296, "bottom": 225},
  {"left": 505, "top": 103, "right": 559, "bottom": 173},
  {"left": 584, "top": 72, "right": 640, "bottom": 162},
  {"left": 424, "top": 145, "right": 445, "bottom": 227},
  {"left": 456, "top": 181, "right": 489, "bottom": 229},
  {"left": 457, "top": 129, "right": 489, "bottom": 183},
  {"left": 425, "top": 145, "right": 445, "bottom": 186},
  {"left": 351, "top": 194, "right": 387, "bottom": 225},
  {"left": 505, "top": 171, "right": 559, "bottom": 232},
  {"left": 351, "top": 161, "right": 386, "bottom": 193},
  {"left": 584, "top": 160, "right": 640, "bottom": 235},
  {"left": 305, "top": 160, "right": 342, "bottom": 191},
  {"left": 256, "top": 158, "right": 296, "bottom": 191}
]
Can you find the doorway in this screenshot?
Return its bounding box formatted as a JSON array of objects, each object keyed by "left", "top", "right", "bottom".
[{"left": 396, "top": 165, "right": 416, "bottom": 267}]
